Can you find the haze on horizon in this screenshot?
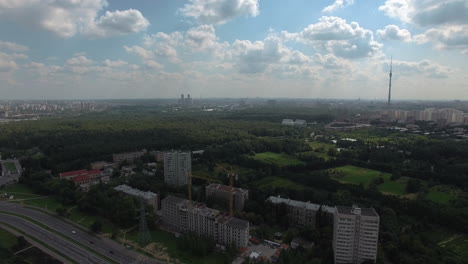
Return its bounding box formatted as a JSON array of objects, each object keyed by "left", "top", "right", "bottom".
[{"left": 0, "top": 0, "right": 467, "bottom": 100}]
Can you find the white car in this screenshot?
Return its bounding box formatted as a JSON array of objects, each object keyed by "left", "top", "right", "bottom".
[{"left": 71, "top": 230, "right": 76, "bottom": 234}]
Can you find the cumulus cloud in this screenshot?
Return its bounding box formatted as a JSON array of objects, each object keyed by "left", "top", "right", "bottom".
[
  {"left": 66, "top": 55, "right": 94, "bottom": 66},
  {"left": 103, "top": 59, "right": 128, "bottom": 67},
  {"left": 323, "top": 0, "right": 354, "bottom": 13},
  {"left": 85, "top": 9, "right": 149, "bottom": 37},
  {"left": 0, "top": 53, "right": 18, "bottom": 72},
  {"left": 0, "top": 0, "right": 149, "bottom": 38},
  {"left": 379, "top": 0, "right": 468, "bottom": 52},
  {"left": 179, "top": 0, "right": 259, "bottom": 24},
  {"left": 313, "top": 53, "right": 349, "bottom": 69},
  {"left": 287, "top": 16, "right": 382, "bottom": 59},
  {"left": 377, "top": 25, "right": 412, "bottom": 42}
]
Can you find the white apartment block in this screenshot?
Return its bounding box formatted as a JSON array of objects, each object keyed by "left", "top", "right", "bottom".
[
  {"left": 380, "top": 108, "right": 466, "bottom": 124},
  {"left": 333, "top": 205, "right": 380, "bottom": 264},
  {"left": 163, "top": 150, "right": 191, "bottom": 186},
  {"left": 205, "top": 183, "right": 249, "bottom": 211},
  {"left": 267, "top": 196, "right": 320, "bottom": 227},
  {"left": 114, "top": 185, "right": 159, "bottom": 212},
  {"left": 161, "top": 195, "right": 249, "bottom": 248}
]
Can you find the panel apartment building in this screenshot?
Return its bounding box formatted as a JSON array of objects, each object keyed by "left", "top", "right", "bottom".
[
  {"left": 267, "top": 196, "right": 320, "bottom": 227},
  {"left": 205, "top": 183, "right": 249, "bottom": 211},
  {"left": 161, "top": 195, "right": 249, "bottom": 248},
  {"left": 112, "top": 150, "right": 146, "bottom": 164},
  {"left": 333, "top": 205, "right": 380, "bottom": 264},
  {"left": 163, "top": 150, "right": 191, "bottom": 186},
  {"left": 114, "top": 185, "right": 159, "bottom": 213}
]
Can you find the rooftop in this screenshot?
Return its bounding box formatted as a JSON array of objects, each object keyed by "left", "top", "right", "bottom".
[
  {"left": 223, "top": 216, "right": 249, "bottom": 230},
  {"left": 60, "top": 169, "right": 88, "bottom": 178},
  {"left": 267, "top": 196, "right": 320, "bottom": 211},
  {"left": 206, "top": 183, "right": 248, "bottom": 194},
  {"left": 336, "top": 205, "right": 378, "bottom": 217},
  {"left": 114, "top": 185, "right": 157, "bottom": 200}
]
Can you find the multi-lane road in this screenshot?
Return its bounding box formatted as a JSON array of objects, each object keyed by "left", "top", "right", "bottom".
[{"left": 0, "top": 202, "right": 162, "bottom": 264}]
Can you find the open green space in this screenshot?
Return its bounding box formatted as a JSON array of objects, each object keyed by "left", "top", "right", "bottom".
[
  {"left": 329, "top": 165, "right": 391, "bottom": 187},
  {"left": 439, "top": 234, "right": 468, "bottom": 259},
  {"left": 0, "top": 227, "right": 18, "bottom": 249},
  {"left": 253, "top": 176, "right": 307, "bottom": 191},
  {"left": 329, "top": 165, "right": 410, "bottom": 197},
  {"left": 426, "top": 186, "right": 461, "bottom": 205},
  {"left": 0, "top": 184, "right": 42, "bottom": 200},
  {"left": 15, "top": 196, "right": 63, "bottom": 212},
  {"left": 249, "top": 152, "right": 305, "bottom": 167},
  {"left": 126, "top": 229, "right": 230, "bottom": 264}
]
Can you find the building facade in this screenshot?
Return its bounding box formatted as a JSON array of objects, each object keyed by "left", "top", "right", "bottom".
[
  {"left": 161, "top": 195, "right": 249, "bottom": 248},
  {"left": 59, "top": 169, "right": 109, "bottom": 191},
  {"left": 163, "top": 150, "right": 191, "bottom": 186},
  {"left": 205, "top": 183, "right": 249, "bottom": 211},
  {"left": 112, "top": 150, "right": 146, "bottom": 164},
  {"left": 114, "top": 185, "right": 159, "bottom": 212},
  {"left": 267, "top": 196, "right": 320, "bottom": 227},
  {"left": 333, "top": 205, "right": 380, "bottom": 264}
]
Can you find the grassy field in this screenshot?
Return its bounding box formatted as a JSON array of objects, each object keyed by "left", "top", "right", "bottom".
[
  {"left": 329, "top": 165, "right": 409, "bottom": 196},
  {"left": 0, "top": 227, "right": 18, "bottom": 249},
  {"left": 250, "top": 152, "right": 304, "bottom": 167},
  {"left": 126, "top": 229, "right": 229, "bottom": 264},
  {"left": 0, "top": 184, "right": 43, "bottom": 200},
  {"left": 253, "top": 176, "right": 307, "bottom": 191},
  {"left": 426, "top": 185, "right": 460, "bottom": 205},
  {"left": 17, "top": 197, "right": 63, "bottom": 211}
]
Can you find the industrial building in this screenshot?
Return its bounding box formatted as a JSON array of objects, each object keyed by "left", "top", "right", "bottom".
[
  {"left": 161, "top": 195, "right": 249, "bottom": 248},
  {"left": 163, "top": 150, "right": 191, "bottom": 186},
  {"left": 333, "top": 205, "right": 380, "bottom": 264},
  {"left": 114, "top": 185, "right": 158, "bottom": 212},
  {"left": 205, "top": 183, "right": 249, "bottom": 211}
]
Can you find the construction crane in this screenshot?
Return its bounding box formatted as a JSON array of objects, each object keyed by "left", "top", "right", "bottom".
[{"left": 215, "top": 163, "right": 238, "bottom": 216}]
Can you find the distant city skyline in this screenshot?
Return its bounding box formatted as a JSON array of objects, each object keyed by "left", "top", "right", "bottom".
[{"left": 0, "top": 0, "right": 467, "bottom": 100}]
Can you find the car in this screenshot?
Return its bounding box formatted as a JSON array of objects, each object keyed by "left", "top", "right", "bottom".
[
  {"left": 109, "top": 250, "right": 114, "bottom": 254},
  {"left": 71, "top": 230, "right": 76, "bottom": 234}
]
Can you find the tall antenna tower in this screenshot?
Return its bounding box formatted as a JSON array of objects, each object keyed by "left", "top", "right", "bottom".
[
  {"left": 387, "top": 56, "right": 393, "bottom": 107},
  {"left": 137, "top": 199, "right": 152, "bottom": 246}
]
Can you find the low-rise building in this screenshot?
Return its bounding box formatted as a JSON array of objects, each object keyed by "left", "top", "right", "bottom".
[
  {"left": 333, "top": 205, "right": 380, "bottom": 264},
  {"left": 267, "top": 196, "right": 319, "bottom": 227},
  {"left": 205, "top": 183, "right": 249, "bottom": 211},
  {"left": 60, "top": 169, "right": 109, "bottom": 192},
  {"left": 161, "top": 195, "right": 249, "bottom": 248},
  {"left": 112, "top": 150, "right": 146, "bottom": 164},
  {"left": 114, "top": 185, "right": 159, "bottom": 212}
]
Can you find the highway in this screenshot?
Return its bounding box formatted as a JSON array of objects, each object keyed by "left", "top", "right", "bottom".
[{"left": 0, "top": 202, "right": 162, "bottom": 264}]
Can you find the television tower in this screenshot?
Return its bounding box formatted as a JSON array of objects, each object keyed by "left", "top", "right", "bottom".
[{"left": 387, "top": 57, "right": 393, "bottom": 107}]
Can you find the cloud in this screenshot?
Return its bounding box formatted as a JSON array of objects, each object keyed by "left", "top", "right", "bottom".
[
  {"left": 323, "top": 0, "right": 354, "bottom": 13},
  {"left": 0, "top": 0, "right": 149, "bottom": 38},
  {"left": 377, "top": 25, "right": 412, "bottom": 42},
  {"left": 414, "top": 26, "right": 468, "bottom": 51},
  {"left": 124, "top": 46, "right": 154, "bottom": 60},
  {"left": 85, "top": 9, "right": 149, "bottom": 37},
  {"left": 66, "top": 55, "right": 94, "bottom": 66},
  {"left": 0, "top": 41, "right": 29, "bottom": 52},
  {"left": 103, "top": 59, "right": 128, "bottom": 67},
  {"left": 179, "top": 0, "right": 259, "bottom": 24},
  {"left": 313, "top": 53, "right": 349, "bottom": 69},
  {"left": 386, "top": 59, "right": 452, "bottom": 78},
  {"left": 379, "top": 0, "right": 468, "bottom": 52},
  {"left": 288, "top": 16, "right": 382, "bottom": 59},
  {"left": 0, "top": 54, "right": 18, "bottom": 72}
]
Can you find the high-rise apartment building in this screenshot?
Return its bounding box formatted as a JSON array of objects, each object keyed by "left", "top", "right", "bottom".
[
  {"left": 163, "top": 150, "right": 191, "bottom": 186},
  {"left": 161, "top": 195, "right": 249, "bottom": 248},
  {"left": 205, "top": 183, "right": 249, "bottom": 211},
  {"left": 333, "top": 205, "right": 380, "bottom": 264}
]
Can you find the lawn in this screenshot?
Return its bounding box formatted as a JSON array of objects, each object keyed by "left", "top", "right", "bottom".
[
  {"left": 126, "top": 229, "right": 230, "bottom": 264},
  {"left": 329, "top": 165, "right": 408, "bottom": 196},
  {"left": 250, "top": 152, "right": 304, "bottom": 167},
  {"left": 438, "top": 234, "right": 468, "bottom": 260},
  {"left": 253, "top": 176, "right": 307, "bottom": 191},
  {"left": 0, "top": 227, "right": 18, "bottom": 249},
  {"left": 329, "top": 166, "right": 391, "bottom": 187},
  {"left": 17, "top": 197, "right": 63, "bottom": 212},
  {"left": 0, "top": 184, "right": 42, "bottom": 200},
  {"left": 426, "top": 185, "right": 460, "bottom": 205}
]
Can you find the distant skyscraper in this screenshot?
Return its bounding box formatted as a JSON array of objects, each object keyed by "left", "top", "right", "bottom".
[{"left": 387, "top": 57, "right": 393, "bottom": 107}]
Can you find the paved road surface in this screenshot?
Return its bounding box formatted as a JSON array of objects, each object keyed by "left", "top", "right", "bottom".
[
  {"left": 0, "top": 213, "right": 107, "bottom": 264},
  {"left": 0, "top": 202, "right": 162, "bottom": 264}
]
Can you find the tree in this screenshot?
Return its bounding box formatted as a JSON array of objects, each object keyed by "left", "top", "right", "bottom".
[
  {"left": 91, "top": 219, "right": 103, "bottom": 233},
  {"left": 406, "top": 178, "right": 422, "bottom": 193}
]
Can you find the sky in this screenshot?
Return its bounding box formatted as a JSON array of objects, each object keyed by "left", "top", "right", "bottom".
[{"left": 0, "top": 0, "right": 467, "bottom": 100}]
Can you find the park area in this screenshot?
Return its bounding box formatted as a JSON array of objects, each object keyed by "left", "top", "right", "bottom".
[{"left": 249, "top": 152, "right": 305, "bottom": 167}]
